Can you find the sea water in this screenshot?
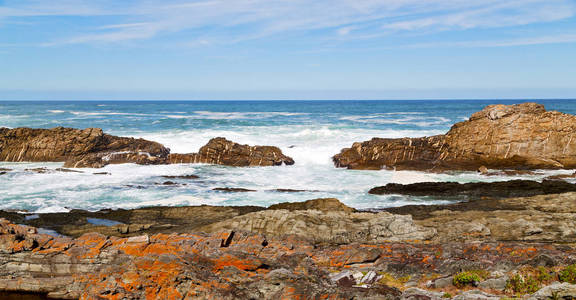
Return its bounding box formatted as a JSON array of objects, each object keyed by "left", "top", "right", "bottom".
[{"left": 0, "top": 100, "right": 575, "bottom": 213}]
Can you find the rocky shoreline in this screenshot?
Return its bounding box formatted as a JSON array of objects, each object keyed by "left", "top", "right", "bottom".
[
  {"left": 2, "top": 103, "right": 576, "bottom": 298},
  {"left": 1, "top": 195, "right": 576, "bottom": 299}
]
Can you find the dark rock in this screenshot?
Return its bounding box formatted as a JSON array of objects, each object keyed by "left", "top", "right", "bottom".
[
  {"left": 92, "top": 172, "right": 110, "bottom": 175},
  {"left": 334, "top": 103, "right": 576, "bottom": 171},
  {"left": 369, "top": 180, "right": 576, "bottom": 199},
  {"left": 161, "top": 174, "right": 200, "bottom": 179},
  {"left": 0, "top": 168, "right": 12, "bottom": 171},
  {"left": 272, "top": 188, "right": 317, "bottom": 193},
  {"left": 55, "top": 168, "right": 83, "bottom": 173},
  {"left": 546, "top": 171, "right": 576, "bottom": 180},
  {"left": 267, "top": 198, "right": 356, "bottom": 213},
  {"left": 24, "top": 168, "right": 50, "bottom": 174},
  {"left": 0, "top": 172, "right": 6, "bottom": 175},
  {"left": 213, "top": 187, "right": 257, "bottom": 192},
  {"left": 169, "top": 137, "right": 294, "bottom": 167}
]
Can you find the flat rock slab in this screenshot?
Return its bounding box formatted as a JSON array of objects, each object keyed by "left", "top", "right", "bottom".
[{"left": 369, "top": 179, "right": 576, "bottom": 199}]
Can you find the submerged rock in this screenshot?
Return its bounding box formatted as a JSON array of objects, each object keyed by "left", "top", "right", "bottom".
[
  {"left": 369, "top": 179, "right": 576, "bottom": 199},
  {"left": 161, "top": 174, "right": 200, "bottom": 179},
  {"left": 0, "top": 127, "right": 169, "bottom": 168},
  {"left": 169, "top": 137, "right": 295, "bottom": 167},
  {"left": 213, "top": 187, "right": 257, "bottom": 192},
  {"left": 334, "top": 103, "right": 576, "bottom": 171}
]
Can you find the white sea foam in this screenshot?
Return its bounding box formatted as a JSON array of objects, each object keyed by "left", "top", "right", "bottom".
[
  {"left": 70, "top": 111, "right": 151, "bottom": 117},
  {"left": 48, "top": 110, "right": 66, "bottom": 113},
  {"left": 164, "top": 111, "right": 310, "bottom": 120}
]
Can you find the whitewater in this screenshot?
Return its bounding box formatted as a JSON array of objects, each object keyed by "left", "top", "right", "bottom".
[{"left": 1, "top": 100, "right": 575, "bottom": 213}]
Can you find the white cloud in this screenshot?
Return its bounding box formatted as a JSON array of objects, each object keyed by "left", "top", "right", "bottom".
[
  {"left": 402, "top": 34, "right": 576, "bottom": 48},
  {"left": 0, "top": 0, "right": 574, "bottom": 45}
]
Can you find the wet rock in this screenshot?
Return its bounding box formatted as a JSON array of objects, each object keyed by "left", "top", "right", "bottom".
[
  {"left": 546, "top": 171, "right": 576, "bottom": 180},
  {"left": 25, "top": 168, "right": 50, "bottom": 174},
  {"left": 54, "top": 168, "right": 83, "bottom": 173},
  {"left": 92, "top": 172, "right": 110, "bottom": 175},
  {"left": 157, "top": 181, "right": 186, "bottom": 186},
  {"left": 161, "top": 174, "right": 200, "bottom": 179},
  {"left": 0, "top": 168, "right": 12, "bottom": 171},
  {"left": 0, "top": 127, "right": 169, "bottom": 168},
  {"left": 168, "top": 137, "right": 294, "bottom": 167},
  {"left": 0, "top": 172, "right": 6, "bottom": 175},
  {"left": 17, "top": 205, "right": 264, "bottom": 238},
  {"left": 213, "top": 187, "right": 257, "bottom": 192},
  {"left": 334, "top": 103, "right": 576, "bottom": 171},
  {"left": 369, "top": 180, "right": 576, "bottom": 199},
  {"left": 272, "top": 188, "right": 316, "bottom": 193}
]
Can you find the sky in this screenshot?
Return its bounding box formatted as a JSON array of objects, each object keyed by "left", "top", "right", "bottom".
[{"left": 1, "top": 0, "right": 576, "bottom": 100}]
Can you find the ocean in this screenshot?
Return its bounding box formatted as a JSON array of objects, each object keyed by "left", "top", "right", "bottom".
[{"left": 1, "top": 99, "right": 575, "bottom": 213}]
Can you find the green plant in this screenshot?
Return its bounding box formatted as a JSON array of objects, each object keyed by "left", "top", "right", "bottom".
[
  {"left": 453, "top": 271, "right": 482, "bottom": 288},
  {"left": 559, "top": 264, "right": 576, "bottom": 284},
  {"left": 536, "top": 266, "right": 554, "bottom": 282},
  {"left": 506, "top": 274, "right": 541, "bottom": 295},
  {"left": 442, "top": 292, "right": 452, "bottom": 298}
]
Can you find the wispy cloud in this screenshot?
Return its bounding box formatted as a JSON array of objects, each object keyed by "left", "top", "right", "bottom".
[
  {"left": 1, "top": 0, "right": 575, "bottom": 46},
  {"left": 403, "top": 33, "right": 576, "bottom": 48}
]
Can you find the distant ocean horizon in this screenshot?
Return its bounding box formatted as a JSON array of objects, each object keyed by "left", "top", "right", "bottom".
[{"left": 1, "top": 99, "right": 576, "bottom": 213}]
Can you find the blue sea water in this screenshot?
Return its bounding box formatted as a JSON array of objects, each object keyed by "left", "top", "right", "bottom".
[{"left": 1, "top": 99, "right": 575, "bottom": 213}]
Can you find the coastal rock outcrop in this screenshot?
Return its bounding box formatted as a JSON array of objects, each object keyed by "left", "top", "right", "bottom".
[
  {"left": 385, "top": 191, "right": 576, "bottom": 243},
  {"left": 169, "top": 137, "right": 295, "bottom": 166},
  {"left": 0, "top": 127, "right": 169, "bottom": 168},
  {"left": 0, "top": 128, "right": 294, "bottom": 168},
  {"left": 200, "top": 199, "right": 436, "bottom": 244},
  {"left": 369, "top": 179, "right": 576, "bottom": 199},
  {"left": 333, "top": 103, "right": 576, "bottom": 171},
  {"left": 1, "top": 219, "right": 575, "bottom": 299}
]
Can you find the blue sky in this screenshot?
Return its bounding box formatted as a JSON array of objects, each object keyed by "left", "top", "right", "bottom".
[{"left": 1, "top": 0, "right": 576, "bottom": 100}]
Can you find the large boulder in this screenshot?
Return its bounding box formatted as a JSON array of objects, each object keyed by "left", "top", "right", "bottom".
[
  {"left": 334, "top": 103, "right": 576, "bottom": 171},
  {"left": 169, "top": 137, "right": 295, "bottom": 167},
  {"left": 0, "top": 127, "right": 169, "bottom": 168}
]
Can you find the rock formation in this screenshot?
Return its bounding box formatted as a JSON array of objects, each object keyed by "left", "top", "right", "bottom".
[
  {"left": 369, "top": 179, "right": 576, "bottom": 199},
  {"left": 0, "top": 128, "right": 294, "bottom": 168},
  {"left": 0, "top": 127, "right": 169, "bottom": 168},
  {"left": 333, "top": 103, "right": 576, "bottom": 171},
  {"left": 200, "top": 200, "right": 436, "bottom": 244},
  {"left": 169, "top": 137, "right": 295, "bottom": 167},
  {"left": 384, "top": 191, "right": 576, "bottom": 243},
  {"left": 1, "top": 217, "right": 575, "bottom": 298}
]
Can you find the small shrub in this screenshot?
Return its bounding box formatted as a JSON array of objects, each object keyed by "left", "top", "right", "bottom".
[
  {"left": 506, "top": 274, "right": 541, "bottom": 295},
  {"left": 442, "top": 292, "right": 452, "bottom": 298},
  {"left": 559, "top": 264, "right": 576, "bottom": 284},
  {"left": 536, "top": 266, "right": 554, "bottom": 282},
  {"left": 453, "top": 271, "right": 482, "bottom": 288}
]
